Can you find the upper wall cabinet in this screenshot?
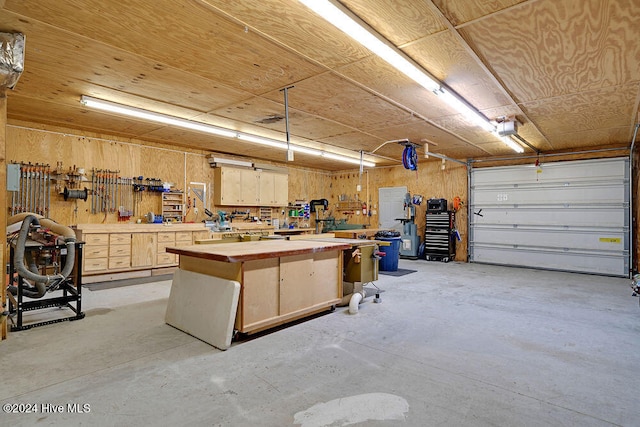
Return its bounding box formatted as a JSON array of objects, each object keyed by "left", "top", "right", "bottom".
[
  {"left": 259, "top": 171, "right": 289, "bottom": 206},
  {"left": 214, "top": 167, "right": 288, "bottom": 207}
]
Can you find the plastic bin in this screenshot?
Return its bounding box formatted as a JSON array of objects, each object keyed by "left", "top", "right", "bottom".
[{"left": 377, "top": 236, "right": 401, "bottom": 271}]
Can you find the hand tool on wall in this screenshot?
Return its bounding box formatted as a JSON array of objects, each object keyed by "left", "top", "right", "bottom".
[
  {"left": 45, "top": 165, "right": 50, "bottom": 217},
  {"left": 90, "top": 168, "right": 95, "bottom": 214},
  {"left": 9, "top": 162, "right": 51, "bottom": 216}
]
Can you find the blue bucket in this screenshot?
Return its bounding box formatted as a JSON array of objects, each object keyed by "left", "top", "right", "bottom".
[{"left": 377, "top": 237, "right": 401, "bottom": 271}]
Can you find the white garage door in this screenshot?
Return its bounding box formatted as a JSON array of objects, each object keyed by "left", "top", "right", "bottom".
[{"left": 469, "top": 157, "right": 629, "bottom": 277}]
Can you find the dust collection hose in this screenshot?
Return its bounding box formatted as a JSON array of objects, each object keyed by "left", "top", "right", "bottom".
[{"left": 8, "top": 213, "right": 76, "bottom": 298}]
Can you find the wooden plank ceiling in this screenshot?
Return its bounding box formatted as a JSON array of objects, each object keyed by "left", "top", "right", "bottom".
[{"left": 1, "top": 0, "right": 638, "bottom": 170}]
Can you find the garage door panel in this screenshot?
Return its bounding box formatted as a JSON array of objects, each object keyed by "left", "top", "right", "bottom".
[
  {"left": 470, "top": 157, "right": 629, "bottom": 277},
  {"left": 473, "top": 160, "right": 626, "bottom": 185},
  {"left": 472, "top": 207, "right": 625, "bottom": 227},
  {"left": 471, "top": 245, "right": 626, "bottom": 276},
  {"left": 472, "top": 226, "right": 626, "bottom": 251},
  {"left": 471, "top": 183, "right": 626, "bottom": 205}
]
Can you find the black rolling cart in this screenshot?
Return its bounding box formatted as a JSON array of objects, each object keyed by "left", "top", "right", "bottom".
[
  {"left": 6, "top": 240, "right": 85, "bottom": 330},
  {"left": 423, "top": 198, "right": 456, "bottom": 262}
]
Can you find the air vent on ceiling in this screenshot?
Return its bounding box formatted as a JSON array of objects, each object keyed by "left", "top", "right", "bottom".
[{"left": 255, "top": 115, "right": 284, "bottom": 124}]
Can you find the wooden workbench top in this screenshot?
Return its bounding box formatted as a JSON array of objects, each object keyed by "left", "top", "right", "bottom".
[
  {"left": 167, "top": 240, "right": 351, "bottom": 263},
  {"left": 273, "top": 228, "right": 314, "bottom": 234},
  {"left": 74, "top": 223, "right": 210, "bottom": 233},
  {"left": 333, "top": 229, "right": 391, "bottom": 239},
  {"left": 300, "top": 237, "right": 380, "bottom": 247}
]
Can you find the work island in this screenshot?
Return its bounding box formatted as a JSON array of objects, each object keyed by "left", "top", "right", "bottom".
[{"left": 165, "top": 239, "right": 351, "bottom": 349}]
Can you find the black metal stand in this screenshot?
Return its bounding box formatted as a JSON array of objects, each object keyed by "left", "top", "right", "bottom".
[{"left": 7, "top": 241, "right": 85, "bottom": 331}]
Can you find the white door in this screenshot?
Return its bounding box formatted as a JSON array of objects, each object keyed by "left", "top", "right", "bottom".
[
  {"left": 469, "top": 158, "right": 629, "bottom": 277},
  {"left": 378, "top": 186, "right": 407, "bottom": 231}
]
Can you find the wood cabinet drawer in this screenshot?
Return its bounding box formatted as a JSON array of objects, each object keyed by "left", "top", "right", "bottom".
[
  {"left": 157, "top": 232, "right": 175, "bottom": 243},
  {"left": 83, "top": 258, "right": 108, "bottom": 272},
  {"left": 157, "top": 252, "right": 177, "bottom": 265},
  {"left": 84, "top": 234, "right": 109, "bottom": 245},
  {"left": 108, "top": 256, "right": 131, "bottom": 270},
  {"left": 175, "top": 231, "right": 192, "bottom": 242},
  {"left": 110, "top": 233, "right": 131, "bottom": 245},
  {"left": 109, "top": 244, "right": 131, "bottom": 257},
  {"left": 157, "top": 242, "right": 177, "bottom": 254},
  {"left": 85, "top": 245, "right": 108, "bottom": 258}
]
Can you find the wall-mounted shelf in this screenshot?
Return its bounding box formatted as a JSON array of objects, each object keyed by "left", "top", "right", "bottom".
[
  {"left": 162, "top": 191, "right": 184, "bottom": 222},
  {"left": 336, "top": 201, "right": 361, "bottom": 211}
]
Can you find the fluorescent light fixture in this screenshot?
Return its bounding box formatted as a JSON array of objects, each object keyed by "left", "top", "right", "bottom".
[
  {"left": 290, "top": 145, "right": 321, "bottom": 156},
  {"left": 80, "top": 95, "right": 237, "bottom": 138},
  {"left": 434, "top": 88, "right": 495, "bottom": 132},
  {"left": 209, "top": 157, "right": 253, "bottom": 168},
  {"left": 80, "top": 95, "right": 376, "bottom": 168},
  {"left": 321, "top": 151, "right": 374, "bottom": 167},
  {"left": 299, "top": 0, "right": 440, "bottom": 92},
  {"left": 237, "top": 133, "right": 287, "bottom": 149},
  {"left": 500, "top": 135, "right": 524, "bottom": 153}
]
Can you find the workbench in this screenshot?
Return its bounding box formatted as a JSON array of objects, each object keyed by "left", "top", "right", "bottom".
[
  {"left": 333, "top": 228, "right": 392, "bottom": 239},
  {"left": 165, "top": 239, "right": 350, "bottom": 349},
  {"left": 273, "top": 227, "right": 315, "bottom": 236}
]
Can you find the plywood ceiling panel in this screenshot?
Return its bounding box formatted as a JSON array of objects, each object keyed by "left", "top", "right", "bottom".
[
  {"left": 433, "top": 0, "right": 530, "bottom": 26},
  {"left": 543, "top": 127, "right": 633, "bottom": 150},
  {"left": 522, "top": 84, "right": 639, "bottom": 137},
  {"left": 1, "top": 0, "right": 637, "bottom": 170},
  {"left": 210, "top": 96, "right": 356, "bottom": 141},
  {"left": 199, "top": 0, "right": 373, "bottom": 70},
  {"left": 463, "top": 0, "right": 640, "bottom": 102},
  {"left": 4, "top": 0, "right": 323, "bottom": 95},
  {"left": 341, "top": 0, "right": 445, "bottom": 45},
  {"left": 262, "top": 73, "right": 423, "bottom": 132},
  {"left": 403, "top": 31, "right": 511, "bottom": 110}
]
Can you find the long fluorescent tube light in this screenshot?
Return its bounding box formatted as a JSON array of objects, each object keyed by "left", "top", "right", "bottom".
[
  {"left": 434, "top": 88, "right": 495, "bottom": 132},
  {"left": 237, "top": 133, "right": 288, "bottom": 149},
  {"left": 80, "top": 95, "right": 375, "bottom": 167},
  {"left": 80, "top": 95, "right": 237, "bottom": 138},
  {"left": 299, "top": 0, "right": 440, "bottom": 92},
  {"left": 321, "top": 151, "right": 370, "bottom": 167},
  {"left": 290, "top": 145, "right": 321, "bottom": 156},
  {"left": 500, "top": 135, "right": 524, "bottom": 153}
]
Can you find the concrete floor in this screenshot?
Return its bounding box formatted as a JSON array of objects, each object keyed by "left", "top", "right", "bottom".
[{"left": 1, "top": 260, "right": 638, "bottom": 426}]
